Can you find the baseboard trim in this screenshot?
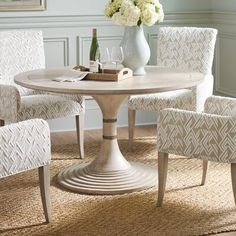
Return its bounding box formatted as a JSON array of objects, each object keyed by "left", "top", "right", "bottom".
[{"left": 50, "top": 121, "right": 157, "bottom": 133}]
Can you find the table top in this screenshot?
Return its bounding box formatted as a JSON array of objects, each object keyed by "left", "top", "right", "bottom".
[{"left": 14, "top": 66, "right": 204, "bottom": 96}]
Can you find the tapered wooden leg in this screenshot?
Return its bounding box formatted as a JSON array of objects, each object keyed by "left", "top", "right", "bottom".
[
  {"left": 157, "top": 152, "right": 169, "bottom": 207},
  {"left": 128, "top": 109, "right": 136, "bottom": 151},
  {"left": 38, "top": 165, "right": 51, "bottom": 223},
  {"left": 201, "top": 160, "right": 209, "bottom": 185},
  {"left": 0, "top": 120, "right": 5, "bottom": 127},
  {"left": 76, "top": 114, "right": 84, "bottom": 159},
  {"left": 231, "top": 163, "right": 236, "bottom": 205}
]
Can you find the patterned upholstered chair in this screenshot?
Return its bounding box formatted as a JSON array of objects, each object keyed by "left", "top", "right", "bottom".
[
  {"left": 128, "top": 27, "right": 218, "bottom": 150},
  {"left": 157, "top": 96, "right": 236, "bottom": 206},
  {"left": 0, "top": 119, "right": 51, "bottom": 222},
  {"left": 0, "top": 30, "right": 85, "bottom": 158}
]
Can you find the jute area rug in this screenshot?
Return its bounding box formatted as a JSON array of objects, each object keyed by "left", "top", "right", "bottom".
[{"left": 1, "top": 137, "right": 236, "bottom": 236}]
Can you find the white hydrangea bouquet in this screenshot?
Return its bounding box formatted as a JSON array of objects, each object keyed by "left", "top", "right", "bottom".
[{"left": 105, "top": 0, "right": 164, "bottom": 27}]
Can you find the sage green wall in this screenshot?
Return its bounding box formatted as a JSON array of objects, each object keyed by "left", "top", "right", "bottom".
[
  {"left": 0, "top": 0, "right": 211, "bottom": 18},
  {"left": 211, "top": 0, "right": 236, "bottom": 12},
  {"left": 162, "top": 0, "right": 210, "bottom": 12}
]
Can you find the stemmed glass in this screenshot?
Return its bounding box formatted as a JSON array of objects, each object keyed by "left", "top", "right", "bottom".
[
  {"left": 111, "top": 46, "right": 124, "bottom": 70},
  {"left": 100, "top": 47, "right": 111, "bottom": 73}
]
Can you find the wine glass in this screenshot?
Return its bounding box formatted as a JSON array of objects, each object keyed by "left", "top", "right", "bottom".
[
  {"left": 111, "top": 46, "right": 124, "bottom": 70},
  {"left": 100, "top": 47, "right": 110, "bottom": 73}
]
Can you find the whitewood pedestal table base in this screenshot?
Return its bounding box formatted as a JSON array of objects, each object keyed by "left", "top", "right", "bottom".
[{"left": 57, "top": 94, "right": 158, "bottom": 194}]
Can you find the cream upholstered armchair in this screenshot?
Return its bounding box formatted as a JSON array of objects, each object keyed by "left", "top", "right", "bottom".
[
  {"left": 0, "top": 30, "right": 85, "bottom": 158},
  {"left": 128, "top": 27, "right": 218, "bottom": 150},
  {"left": 0, "top": 119, "right": 51, "bottom": 222},
  {"left": 157, "top": 96, "right": 236, "bottom": 207}
]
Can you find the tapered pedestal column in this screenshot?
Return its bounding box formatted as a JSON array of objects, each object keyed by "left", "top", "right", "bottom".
[{"left": 58, "top": 95, "right": 157, "bottom": 194}]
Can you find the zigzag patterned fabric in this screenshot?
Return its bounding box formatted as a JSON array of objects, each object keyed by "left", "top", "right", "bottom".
[
  {"left": 157, "top": 27, "right": 217, "bottom": 74},
  {"left": 0, "top": 84, "right": 21, "bottom": 122},
  {"left": 128, "top": 27, "right": 217, "bottom": 113},
  {"left": 157, "top": 96, "right": 236, "bottom": 163},
  {"left": 204, "top": 95, "right": 236, "bottom": 116},
  {"left": 18, "top": 94, "right": 84, "bottom": 121},
  {"left": 0, "top": 30, "right": 45, "bottom": 96},
  {"left": 0, "top": 30, "right": 84, "bottom": 123},
  {"left": 0, "top": 119, "right": 51, "bottom": 178}
]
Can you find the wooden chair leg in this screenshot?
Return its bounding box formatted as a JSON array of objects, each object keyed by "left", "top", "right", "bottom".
[
  {"left": 76, "top": 114, "right": 84, "bottom": 159},
  {"left": 231, "top": 163, "right": 236, "bottom": 205},
  {"left": 0, "top": 120, "right": 5, "bottom": 127},
  {"left": 128, "top": 109, "right": 136, "bottom": 151},
  {"left": 201, "top": 160, "right": 209, "bottom": 185},
  {"left": 157, "top": 152, "right": 169, "bottom": 207},
  {"left": 38, "top": 164, "right": 51, "bottom": 223}
]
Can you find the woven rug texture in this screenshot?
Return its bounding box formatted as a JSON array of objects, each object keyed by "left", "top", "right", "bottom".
[{"left": 0, "top": 137, "right": 236, "bottom": 236}]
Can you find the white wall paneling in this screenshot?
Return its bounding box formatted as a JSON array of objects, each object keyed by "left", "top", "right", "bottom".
[
  {"left": 78, "top": 35, "right": 123, "bottom": 66},
  {"left": 212, "top": 12, "right": 236, "bottom": 97},
  {"left": 148, "top": 34, "right": 158, "bottom": 66},
  {"left": 215, "top": 33, "right": 236, "bottom": 97},
  {"left": 44, "top": 37, "right": 69, "bottom": 67}
]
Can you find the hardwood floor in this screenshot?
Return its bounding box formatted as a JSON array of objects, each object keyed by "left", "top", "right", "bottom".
[{"left": 51, "top": 124, "right": 236, "bottom": 236}]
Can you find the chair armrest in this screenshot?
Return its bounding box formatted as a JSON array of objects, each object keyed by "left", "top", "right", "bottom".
[
  {"left": 0, "top": 119, "right": 51, "bottom": 178},
  {"left": 0, "top": 84, "right": 21, "bottom": 122},
  {"left": 204, "top": 95, "right": 236, "bottom": 116},
  {"left": 190, "top": 74, "right": 214, "bottom": 112},
  {"left": 157, "top": 108, "right": 236, "bottom": 163}
]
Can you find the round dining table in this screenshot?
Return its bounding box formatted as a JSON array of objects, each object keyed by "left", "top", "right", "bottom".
[{"left": 14, "top": 66, "right": 204, "bottom": 195}]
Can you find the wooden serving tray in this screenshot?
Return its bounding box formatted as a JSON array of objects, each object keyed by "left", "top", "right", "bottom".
[{"left": 73, "top": 65, "right": 133, "bottom": 82}]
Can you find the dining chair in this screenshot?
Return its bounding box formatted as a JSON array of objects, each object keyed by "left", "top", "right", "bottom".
[
  {"left": 0, "top": 30, "right": 85, "bottom": 158},
  {"left": 0, "top": 119, "right": 51, "bottom": 222},
  {"left": 128, "top": 27, "right": 218, "bottom": 150},
  {"left": 156, "top": 95, "right": 236, "bottom": 207}
]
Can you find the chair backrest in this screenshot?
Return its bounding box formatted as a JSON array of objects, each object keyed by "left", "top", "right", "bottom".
[
  {"left": 157, "top": 27, "right": 217, "bottom": 75},
  {"left": 0, "top": 30, "right": 45, "bottom": 96}
]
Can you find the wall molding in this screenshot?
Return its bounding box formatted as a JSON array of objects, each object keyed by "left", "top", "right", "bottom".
[
  {"left": 0, "top": 11, "right": 234, "bottom": 30},
  {"left": 215, "top": 32, "right": 236, "bottom": 97},
  {"left": 0, "top": 12, "right": 212, "bottom": 29},
  {"left": 211, "top": 11, "right": 236, "bottom": 26},
  {"left": 77, "top": 35, "right": 122, "bottom": 65},
  {"left": 44, "top": 37, "right": 69, "bottom": 66}
]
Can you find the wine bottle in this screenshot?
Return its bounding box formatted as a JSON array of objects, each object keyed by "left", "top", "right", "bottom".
[{"left": 89, "top": 28, "right": 100, "bottom": 73}]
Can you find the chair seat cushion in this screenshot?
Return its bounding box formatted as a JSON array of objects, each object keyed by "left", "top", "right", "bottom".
[
  {"left": 17, "top": 94, "right": 83, "bottom": 121},
  {"left": 128, "top": 89, "right": 193, "bottom": 112}
]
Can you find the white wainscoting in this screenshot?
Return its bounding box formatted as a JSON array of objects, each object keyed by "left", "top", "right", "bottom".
[
  {"left": 1, "top": 11, "right": 235, "bottom": 131},
  {"left": 212, "top": 12, "right": 236, "bottom": 98}
]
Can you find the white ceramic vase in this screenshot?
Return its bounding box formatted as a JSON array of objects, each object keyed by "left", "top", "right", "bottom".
[{"left": 120, "top": 25, "right": 150, "bottom": 76}]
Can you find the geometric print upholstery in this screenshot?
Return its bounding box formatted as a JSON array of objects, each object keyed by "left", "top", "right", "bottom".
[
  {"left": 157, "top": 27, "right": 218, "bottom": 74},
  {"left": 0, "top": 119, "right": 51, "bottom": 178},
  {"left": 0, "top": 84, "right": 21, "bottom": 123},
  {"left": 128, "top": 89, "right": 192, "bottom": 111},
  {"left": 0, "top": 30, "right": 84, "bottom": 123},
  {"left": 18, "top": 94, "right": 84, "bottom": 121},
  {"left": 157, "top": 96, "right": 236, "bottom": 163},
  {"left": 128, "top": 27, "right": 218, "bottom": 113},
  {"left": 204, "top": 95, "right": 236, "bottom": 117},
  {"left": 0, "top": 30, "right": 45, "bottom": 96}
]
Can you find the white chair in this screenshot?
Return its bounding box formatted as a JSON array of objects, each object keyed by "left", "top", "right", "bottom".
[
  {"left": 0, "top": 30, "right": 85, "bottom": 158},
  {"left": 157, "top": 96, "right": 236, "bottom": 207},
  {"left": 0, "top": 119, "right": 51, "bottom": 222},
  {"left": 128, "top": 27, "right": 218, "bottom": 150}
]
